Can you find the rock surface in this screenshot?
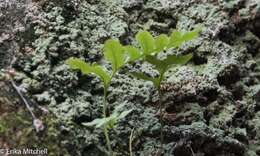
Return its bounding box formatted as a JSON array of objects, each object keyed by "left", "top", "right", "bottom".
[{"left": 1, "top": 0, "right": 260, "bottom": 155}]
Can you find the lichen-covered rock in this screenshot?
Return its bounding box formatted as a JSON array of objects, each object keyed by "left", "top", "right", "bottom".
[
  {"left": 1, "top": 0, "right": 260, "bottom": 155},
  {"left": 165, "top": 122, "right": 245, "bottom": 156}
]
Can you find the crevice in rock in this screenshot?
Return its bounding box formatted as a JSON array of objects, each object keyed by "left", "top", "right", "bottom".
[{"left": 217, "top": 64, "right": 241, "bottom": 86}]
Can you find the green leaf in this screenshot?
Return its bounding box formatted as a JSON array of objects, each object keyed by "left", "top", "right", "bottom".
[
  {"left": 168, "top": 27, "right": 201, "bottom": 48},
  {"left": 83, "top": 104, "right": 133, "bottom": 129},
  {"left": 83, "top": 118, "right": 105, "bottom": 128},
  {"left": 110, "top": 103, "right": 133, "bottom": 120},
  {"left": 145, "top": 55, "right": 167, "bottom": 73},
  {"left": 107, "top": 117, "right": 117, "bottom": 129},
  {"left": 131, "top": 72, "right": 160, "bottom": 88},
  {"left": 145, "top": 54, "right": 192, "bottom": 76},
  {"left": 168, "top": 30, "right": 183, "bottom": 48},
  {"left": 182, "top": 27, "right": 201, "bottom": 42},
  {"left": 146, "top": 55, "right": 163, "bottom": 66},
  {"left": 135, "top": 30, "right": 155, "bottom": 55},
  {"left": 91, "top": 64, "right": 111, "bottom": 87},
  {"left": 124, "top": 45, "right": 142, "bottom": 62},
  {"left": 103, "top": 39, "right": 126, "bottom": 73},
  {"left": 113, "top": 103, "right": 125, "bottom": 113},
  {"left": 66, "top": 58, "right": 110, "bottom": 87},
  {"left": 118, "top": 109, "right": 133, "bottom": 120},
  {"left": 163, "top": 53, "right": 193, "bottom": 66},
  {"left": 83, "top": 116, "right": 115, "bottom": 129},
  {"left": 155, "top": 34, "right": 170, "bottom": 52},
  {"left": 66, "top": 58, "right": 92, "bottom": 75}
]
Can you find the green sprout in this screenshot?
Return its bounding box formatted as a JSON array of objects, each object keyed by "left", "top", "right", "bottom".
[
  {"left": 66, "top": 26, "right": 201, "bottom": 155},
  {"left": 128, "top": 27, "right": 201, "bottom": 154},
  {"left": 84, "top": 103, "right": 132, "bottom": 129},
  {"left": 66, "top": 39, "right": 133, "bottom": 156}
]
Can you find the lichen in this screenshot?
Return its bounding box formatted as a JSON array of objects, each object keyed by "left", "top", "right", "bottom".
[{"left": 1, "top": 0, "right": 260, "bottom": 155}]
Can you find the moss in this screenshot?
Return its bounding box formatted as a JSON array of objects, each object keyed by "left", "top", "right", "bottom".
[{"left": 0, "top": 108, "right": 70, "bottom": 156}]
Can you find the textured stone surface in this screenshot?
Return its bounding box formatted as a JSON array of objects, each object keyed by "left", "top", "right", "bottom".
[{"left": 1, "top": 0, "right": 260, "bottom": 155}]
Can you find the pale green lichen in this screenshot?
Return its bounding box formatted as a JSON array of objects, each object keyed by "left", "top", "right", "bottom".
[{"left": 8, "top": 0, "right": 260, "bottom": 155}]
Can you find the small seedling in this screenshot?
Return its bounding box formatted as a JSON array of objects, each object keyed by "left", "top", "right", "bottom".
[
  {"left": 66, "top": 26, "right": 201, "bottom": 155},
  {"left": 66, "top": 39, "right": 133, "bottom": 156},
  {"left": 129, "top": 27, "right": 201, "bottom": 154}
]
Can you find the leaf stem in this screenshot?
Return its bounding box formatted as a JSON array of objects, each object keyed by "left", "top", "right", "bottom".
[
  {"left": 102, "top": 72, "right": 116, "bottom": 156},
  {"left": 103, "top": 87, "right": 108, "bottom": 117},
  {"left": 129, "top": 127, "right": 135, "bottom": 156},
  {"left": 102, "top": 87, "right": 113, "bottom": 156},
  {"left": 158, "top": 88, "right": 163, "bottom": 153},
  {"left": 157, "top": 72, "right": 165, "bottom": 154},
  {"left": 104, "top": 126, "right": 113, "bottom": 156}
]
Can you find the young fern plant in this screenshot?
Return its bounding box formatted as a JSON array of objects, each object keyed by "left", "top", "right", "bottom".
[
  {"left": 66, "top": 39, "right": 133, "bottom": 156},
  {"left": 127, "top": 27, "right": 201, "bottom": 154}
]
